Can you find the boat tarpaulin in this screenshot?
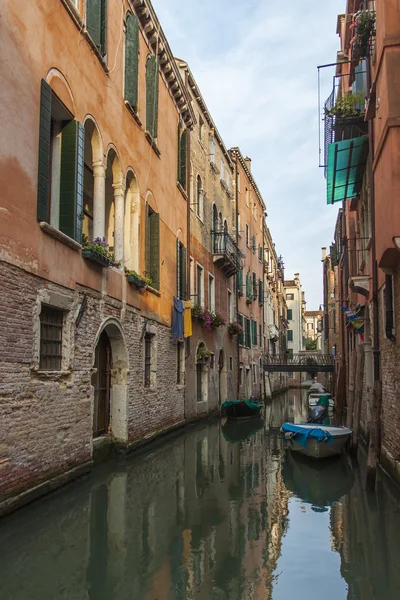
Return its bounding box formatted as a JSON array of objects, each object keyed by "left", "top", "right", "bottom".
[
  {"left": 281, "top": 423, "right": 333, "bottom": 448},
  {"left": 326, "top": 135, "right": 369, "bottom": 205},
  {"left": 221, "top": 399, "right": 263, "bottom": 411}
]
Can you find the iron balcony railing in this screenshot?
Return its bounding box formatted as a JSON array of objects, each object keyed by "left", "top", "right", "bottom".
[
  {"left": 212, "top": 230, "right": 244, "bottom": 276},
  {"left": 264, "top": 353, "right": 334, "bottom": 366}
]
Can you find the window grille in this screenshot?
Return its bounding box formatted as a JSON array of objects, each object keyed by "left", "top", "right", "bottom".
[{"left": 40, "top": 306, "right": 63, "bottom": 370}]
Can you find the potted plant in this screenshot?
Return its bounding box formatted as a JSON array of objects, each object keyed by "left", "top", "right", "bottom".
[
  {"left": 350, "top": 10, "right": 376, "bottom": 60},
  {"left": 209, "top": 311, "right": 226, "bottom": 328},
  {"left": 192, "top": 304, "right": 205, "bottom": 321},
  {"left": 324, "top": 91, "right": 365, "bottom": 119},
  {"left": 125, "top": 269, "right": 152, "bottom": 289},
  {"left": 196, "top": 346, "right": 212, "bottom": 363},
  {"left": 228, "top": 322, "right": 243, "bottom": 336},
  {"left": 82, "top": 237, "right": 114, "bottom": 268}
]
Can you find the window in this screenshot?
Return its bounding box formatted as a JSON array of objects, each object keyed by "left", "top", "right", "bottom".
[
  {"left": 252, "top": 320, "right": 257, "bottom": 346},
  {"left": 252, "top": 235, "right": 256, "bottom": 254},
  {"left": 237, "top": 269, "right": 243, "bottom": 295},
  {"left": 237, "top": 171, "right": 241, "bottom": 192},
  {"left": 384, "top": 274, "right": 396, "bottom": 342},
  {"left": 144, "top": 333, "right": 152, "bottom": 387},
  {"left": 259, "top": 324, "right": 262, "bottom": 348},
  {"left": 287, "top": 309, "right": 293, "bottom": 320},
  {"left": 176, "top": 240, "right": 187, "bottom": 300},
  {"left": 209, "top": 136, "right": 215, "bottom": 164},
  {"left": 225, "top": 169, "right": 231, "bottom": 192},
  {"left": 238, "top": 314, "right": 244, "bottom": 346},
  {"left": 210, "top": 353, "right": 215, "bottom": 369},
  {"left": 177, "top": 126, "right": 188, "bottom": 190},
  {"left": 253, "top": 364, "right": 256, "bottom": 383},
  {"left": 238, "top": 213, "right": 241, "bottom": 237},
  {"left": 258, "top": 245, "right": 263, "bottom": 262},
  {"left": 208, "top": 274, "right": 215, "bottom": 311},
  {"left": 198, "top": 115, "right": 204, "bottom": 142},
  {"left": 220, "top": 159, "right": 224, "bottom": 181},
  {"left": 39, "top": 306, "right": 63, "bottom": 371},
  {"left": 37, "top": 80, "right": 84, "bottom": 243},
  {"left": 228, "top": 290, "right": 233, "bottom": 322},
  {"left": 86, "top": 0, "right": 107, "bottom": 57},
  {"left": 145, "top": 205, "right": 160, "bottom": 289},
  {"left": 245, "top": 224, "right": 250, "bottom": 247},
  {"left": 146, "top": 55, "right": 159, "bottom": 139},
  {"left": 288, "top": 330, "right": 293, "bottom": 342},
  {"left": 177, "top": 341, "right": 185, "bottom": 385},
  {"left": 258, "top": 279, "right": 263, "bottom": 305},
  {"left": 196, "top": 174, "right": 203, "bottom": 219},
  {"left": 246, "top": 272, "right": 252, "bottom": 302},
  {"left": 124, "top": 13, "right": 139, "bottom": 111},
  {"left": 229, "top": 356, "right": 233, "bottom": 371},
  {"left": 197, "top": 264, "right": 204, "bottom": 306},
  {"left": 245, "top": 318, "right": 251, "bottom": 348},
  {"left": 252, "top": 272, "right": 257, "bottom": 299},
  {"left": 245, "top": 186, "right": 249, "bottom": 207},
  {"left": 286, "top": 293, "right": 294, "bottom": 300}
]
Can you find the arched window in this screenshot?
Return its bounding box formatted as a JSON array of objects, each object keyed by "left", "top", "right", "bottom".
[
  {"left": 177, "top": 125, "right": 188, "bottom": 190},
  {"left": 124, "top": 13, "right": 139, "bottom": 111},
  {"left": 196, "top": 175, "right": 202, "bottom": 218}
]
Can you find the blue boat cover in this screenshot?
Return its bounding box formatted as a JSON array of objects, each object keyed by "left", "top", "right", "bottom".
[
  {"left": 281, "top": 423, "right": 333, "bottom": 448},
  {"left": 222, "top": 400, "right": 262, "bottom": 411}
]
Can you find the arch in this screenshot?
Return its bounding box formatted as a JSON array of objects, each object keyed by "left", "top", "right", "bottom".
[
  {"left": 145, "top": 189, "right": 158, "bottom": 213},
  {"left": 106, "top": 144, "right": 123, "bottom": 186},
  {"left": 92, "top": 318, "right": 129, "bottom": 442},
  {"left": 83, "top": 115, "right": 104, "bottom": 164},
  {"left": 105, "top": 147, "right": 123, "bottom": 252},
  {"left": 124, "top": 168, "right": 140, "bottom": 271},
  {"left": 176, "top": 227, "right": 184, "bottom": 242},
  {"left": 83, "top": 117, "right": 104, "bottom": 242},
  {"left": 45, "top": 68, "right": 75, "bottom": 115}
]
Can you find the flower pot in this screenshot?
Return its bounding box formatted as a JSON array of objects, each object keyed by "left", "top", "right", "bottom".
[
  {"left": 127, "top": 273, "right": 148, "bottom": 289},
  {"left": 82, "top": 248, "right": 112, "bottom": 268}
]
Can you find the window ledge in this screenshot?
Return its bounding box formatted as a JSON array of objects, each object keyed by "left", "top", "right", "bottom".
[
  {"left": 82, "top": 30, "right": 109, "bottom": 74},
  {"left": 31, "top": 369, "right": 72, "bottom": 380},
  {"left": 40, "top": 222, "right": 82, "bottom": 251},
  {"left": 147, "top": 285, "right": 161, "bottom": 297},
  {"left": 177, "top": 181, "right": 188, "bottom": 199},
  {"left": 145, "top": 132, "right": 161, "bottom": 158},
  {"left": 125, "top": 101, "right": 143, "bottom": 128},
  {"left": 176, "top": 384, "right": 185, "bottom": 390}
]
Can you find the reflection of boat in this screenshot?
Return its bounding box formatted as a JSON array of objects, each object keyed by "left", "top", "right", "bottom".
[
  {"left": 281, "top": 423, "right": 352, "bottom": 458},
  {"left": 222, "top": 417, "right": 264, "bottom": 443},
  {"left": 221, "top": 399, "right": 263, "bottom": 420},
  {"left": 282, "top": 451, "right": 354, "bottom": 506}
]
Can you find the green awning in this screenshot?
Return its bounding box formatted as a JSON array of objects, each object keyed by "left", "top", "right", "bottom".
[{"left": 326, "top": 135, "right": 369, "bottom": 205}]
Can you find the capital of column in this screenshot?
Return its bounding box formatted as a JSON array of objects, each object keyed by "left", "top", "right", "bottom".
[
  {"left": 112, "top": 181, "right": 126, "bottom": 196},
  {"left": 93, "top": 160, "right": 106, "bottom": 178}
]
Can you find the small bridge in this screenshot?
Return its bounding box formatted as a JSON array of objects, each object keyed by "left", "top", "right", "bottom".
[{"left": 263, "top": 353, "right": 335, "bottom": 373}]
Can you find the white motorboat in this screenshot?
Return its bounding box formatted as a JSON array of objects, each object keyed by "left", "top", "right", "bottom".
[
  {"left": 308, "top": 393, "right": 334, "bottom": 408},
  {"left": 281, "top": 423, "right": 352, "bottom": 459},
  {"left": 308, "top": 383, "right": 325, "bottom": 395}
]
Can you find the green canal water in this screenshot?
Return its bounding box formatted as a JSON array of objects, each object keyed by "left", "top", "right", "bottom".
[{"left": 1, "top": 390, "right": 400, "bottom": 599}]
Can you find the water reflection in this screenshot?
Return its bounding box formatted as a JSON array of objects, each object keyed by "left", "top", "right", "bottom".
[{"left": 0, "top": 390, "right": 399, "bottom": 599}]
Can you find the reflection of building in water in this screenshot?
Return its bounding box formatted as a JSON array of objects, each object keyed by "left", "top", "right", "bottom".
[
  {"left": 266, "top": 388, "right": 309, "bottom": 430},
  {"left": 330, "top": 466, "right": 400, "bottom": 600}
]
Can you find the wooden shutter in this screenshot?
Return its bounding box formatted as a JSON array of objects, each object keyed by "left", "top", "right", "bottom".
[
  {"left": 252, "top": 273, "right": 257, "bottom": 299},
  {"left": 100, "top": 0, "right": 107, "bottom": 56},
  {"left": 146, "top": 56, "right": 159, "bottom": 138},
  {"left": 246, "top": 272, "right": 252, "bottom": 301},
  {"left": 179, "top": 129, "right": 187, "bottom": 189},
  {"left": 238, "top": 314, "right": 244, "bottom": 346},
  {"left": 86, "top": 0, "right": 101, "bottom": 50},
  {"left": 124, "top": 13, "right": 139, "bottom": 109},
  {"left": 237, "top": 268, "right": 243, "bottom": 292},
  {"left": 149, "top": 211, "right": 160, "bottom": 289},
  {"left": 37, "top": 79, "right": 52, "bottom": 222},
  {"left": 245, "top": 318, "right": 251, "bottom": 348},
  {"left": 252, "top": 320, "right": 257, "bottom": 346},
  {"left": 59, "top": 121, "right": 84, "bottom": 243}
]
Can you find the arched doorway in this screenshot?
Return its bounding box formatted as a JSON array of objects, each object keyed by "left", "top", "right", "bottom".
[
  {"left": 218, "top": 349, "right": 227, "bottom": 406},
  {"left": 92, "top": 319, "right": 129, "bottom": 441},
  {"left": 93, "top": 330, "right": 112, "bottom": 437}
]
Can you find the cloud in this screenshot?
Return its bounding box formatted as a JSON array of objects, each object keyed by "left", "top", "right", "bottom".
[{"left": 152, "top": 0, "right": 344, "bottom": 307}]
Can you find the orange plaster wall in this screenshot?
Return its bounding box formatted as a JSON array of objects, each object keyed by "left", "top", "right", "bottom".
[{"left": 0, "top": 0, "right": 187, "bottom": 326}]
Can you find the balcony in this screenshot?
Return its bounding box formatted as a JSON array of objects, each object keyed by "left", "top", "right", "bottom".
[{"left": 212, "top": 231, "right": 244, "bottom": 277}]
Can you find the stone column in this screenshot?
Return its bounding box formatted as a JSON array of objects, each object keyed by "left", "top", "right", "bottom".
[
  {"left": 113, "top": 182, "right": 125, "bottom": 266},
  {"left": 93, "top": 160, "right": 106, "bottom": 240}
]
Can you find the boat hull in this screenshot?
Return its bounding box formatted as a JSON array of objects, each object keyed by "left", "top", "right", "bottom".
[
  {"left": 282, "top": 424, "right": 352, "bottom": 459},
  {"left": 224, "top": 402, "right": 263, "bottom": 420},
  {"left": 287, "top": 434, "right": 350, "bottom": 458},
  {"left": 309, "top": 394, "right": 334, "bottom": 408}
]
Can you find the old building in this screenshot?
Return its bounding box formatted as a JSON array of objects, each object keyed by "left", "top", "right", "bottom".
[
  {"left": 303, "top": 311, "right": 323, "bottom": 350},
  {"left": 0, "top": 0, "right": 196, "bottom": 514},
  {"left": 175, "top": 59, "right": 239, "bottom": 418},
  {"left": 321, "top": 0, "right": 400, "bottom": 486},
  {"left": 284, "top": 274, "right": 306, "bottom": 355}
]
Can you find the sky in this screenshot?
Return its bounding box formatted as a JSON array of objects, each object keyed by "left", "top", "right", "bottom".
[{"left": 151, "top": 0, "right": 345, "bottom": 309}]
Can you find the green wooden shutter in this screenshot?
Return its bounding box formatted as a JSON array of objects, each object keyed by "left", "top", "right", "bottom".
[
  {"left": 258, "top": 279, "right": 263, "bottom": 305},
  {"left": 86, "top": 0, "right": 101, "bottom": 50},
  {"left": 146, "top": 56, "right": 159, "bottom": 138},
  {"left": 145, "top": 206, "right": 151, "bottom": 277},
  {"left": 37, "top": 79, "right": 52, "bottom": 222},
  {"left": 59, "top": 121, "right": 84, "bottom": 243},
  {"left": 252, "top": 320, "right": 257, "bottom": 346},
  {"left": 179, "top": 129, "right": 187, "bottom": 189},
  {"left": 177, "top": 124, "right": 181, "bottom": 181},
  {"left": 149, "top": 211, "right": 160, "bottom": 289},
  {"left": 246, "top": 272, "right": 252, "bottom": 301},
  {"left": 100, "top": 0, "right": 107, "bottom": 56},
  {"left": 238, "top": 314, "right": 244, "bottom": 346},
  {"left": 245, "top": 318, "right": 251, "bottom": 348},
  {"left": 252, "top": 273, "right": 257, "bottom": 299},
  {"left": 237, "top": 268, "right": 243, "bottom": 292},
  {"left": 124, "top": 13, "right": 139, "bottom": 109},
  {"left": 252, "top": 235, "right": 256, "bottom": 254},
  {"left": 259, "top": 324, "right": 262, "bottom": 347}
]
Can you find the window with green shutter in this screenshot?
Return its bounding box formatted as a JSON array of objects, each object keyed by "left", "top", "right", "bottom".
[
  {"left": 252, "top": 320, "right": 257, "bottom": 346},
  {"left": 37, "top": 80, "right": 83, "bottom": 243},
  {"left": 146, "top": 206, "right": 160, "bottom": 289},
  {"left": 258, "top": 279, "right": 263, "bottom": 306},
  {"left": 258, "top": 245, "right": 263, "bottom": 262},
  {"left": 86, "top": 0, "right": 107, "bottom": 57},
  {"left": 252, "top": 272, "right": 257, "bottom": 299},
  {"left": 146, "top": 55, "right": 159, "bottom": 139},
  {"left": 177, "top": 127, "right": 187, "bottom": 190},
  {"left": 245, "top": 318, "right": 251, "bottom": 348},
  {"left": 176, "top": 239, "right": 186, "bottom": 300},
  {"left": 287, "top": 309, "right": 293, "bottom": 320},
  {"left": 238, "top": 313, "right": 244, "bottom": 346},
  {"left": 246, "top": 272, "right": 252, "bottom": 302},
  {"left": 288, "top": 330, "right": 293, "bottom": 342},
  {"left": 259, "top": 324, "right": 262, "bottom": 348},
  {"left": 237, "top": 268, "right": 243, "bottom": 293},
  {"left": 124, "top": 12, "right": 139, "bottom": 110},
  {"left": 252, "top": 235, "right": 256, "bottom": 254}
]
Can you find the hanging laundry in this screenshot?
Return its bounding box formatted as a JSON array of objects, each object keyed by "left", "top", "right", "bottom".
[
  {"left": 183, "top": 300, "right": 192, "bottom": 338},
  {"left": 173, "top": 297, "right": 185, "bottom": 338}
]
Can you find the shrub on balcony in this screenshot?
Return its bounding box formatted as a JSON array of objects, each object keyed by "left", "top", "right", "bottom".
[
  {"left": 228, "top": 322, "right": 244, "bottom": 336},
  {"left": 125, "top": 269, "right": 152, "bottom": 289},
  {"left": 324, "top": 91, "right": 365, "bottom": 118},
  {"left": 350, "top": 10, "right": 376, "bottom": 60},
  {"left": 192, "top": 305, "right": 226, "bottom": 329},
  {"left": 82, "top": 237, "right": 115, "bottom": 267}
]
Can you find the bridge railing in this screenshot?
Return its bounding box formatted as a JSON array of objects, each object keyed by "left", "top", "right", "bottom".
[{"left": 264, "top": 353, "right": 334, "bottom": 367}]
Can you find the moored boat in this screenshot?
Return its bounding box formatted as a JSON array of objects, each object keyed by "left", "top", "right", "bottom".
[
  {"left": 221, "top": 399, "right": 263, "bottom": 420},
  {"left": 308, "top": 393, "right": 334, "bottom": 408},
  {"left": 281, "top": 423, "right": 352, "bottom": 459}
]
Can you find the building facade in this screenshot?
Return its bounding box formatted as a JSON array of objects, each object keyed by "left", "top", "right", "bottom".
[
  {"left": 322, "top": 0, "right": 400, "bottom": 487},
  {"left": 284, "top": 274, "right": 305, "bottom": 355},
  {"left": 304, "top": 311, "right": 323, "bottom": 351}
]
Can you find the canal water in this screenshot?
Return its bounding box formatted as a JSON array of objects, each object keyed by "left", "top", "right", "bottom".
[{"left": 1, "top": 389, "right": 400, "bottom": 600}]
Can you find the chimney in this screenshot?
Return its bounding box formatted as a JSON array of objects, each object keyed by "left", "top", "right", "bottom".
[
  {"left": 245, "top": 157, "right": 251, "bottom": 172},
  {"left": 294, "top": 272, "right": 299, "bottom": 280},
  {"left": 321, "top": 247, "right": 327, "bottom": 261}
]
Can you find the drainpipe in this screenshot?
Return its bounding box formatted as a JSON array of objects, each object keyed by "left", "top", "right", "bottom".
[
  {"left": 262, "top": 210, "right": 266, "bottom": 399},
  {"left": 366, "top": 53, "right": 381, "bottom": 491},
  {"left": 184, "top": 69, "right": 191, "bottom": 422},
  {"left": 232, "top": 153, "right": 240, "bottom": 398}
]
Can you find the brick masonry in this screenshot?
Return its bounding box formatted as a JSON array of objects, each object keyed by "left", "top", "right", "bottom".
[{"left": 0, "top": 260, "right": 185, "bottom": 507}]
